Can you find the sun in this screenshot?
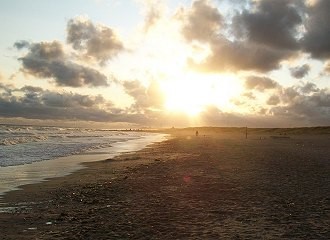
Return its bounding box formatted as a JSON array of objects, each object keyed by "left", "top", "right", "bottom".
[
  {"left": 161, "top": 73, "right": 243, "bottom": 116},
  {"left": 164, "top": 81, "right": 205, "bottom": 116}
]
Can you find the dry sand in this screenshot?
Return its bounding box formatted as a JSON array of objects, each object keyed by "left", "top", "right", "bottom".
[{"left": 0, "top": 128, "right": 329, "bottom": 239}]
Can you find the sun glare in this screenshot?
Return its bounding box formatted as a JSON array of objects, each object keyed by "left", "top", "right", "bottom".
[{"left": 162, "top": 73, "right": 243, "bottom": 116}]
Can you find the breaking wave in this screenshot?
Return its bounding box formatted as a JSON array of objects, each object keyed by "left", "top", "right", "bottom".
[{"left": 0, "top": 135, "right": 48, "bottom": 146}]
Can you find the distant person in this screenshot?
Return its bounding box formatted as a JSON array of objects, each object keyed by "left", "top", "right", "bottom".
[{"left": 196, "top": 130, "right": 199, "bottom": 137}]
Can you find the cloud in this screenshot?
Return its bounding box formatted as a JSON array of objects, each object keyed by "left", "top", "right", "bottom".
[
  {"left": 260, "top": 81, "right": 330, "bottom": 125},
  {"left": 18, "top": 41, "right": 108, "bottom": 87},
  {"left": 324, "top": 62, "right": 330, "bottom": 74},
  {"left": 1, "top": 81, "right": 329, "bottom": 127},
  {"left": 299, "top": 82, "right": 319, "bottom": 94},
  {"left": 269, "top": 89, "right": 330, "bottom": 125},
  {"left": 200, "top": 84, "right": 330, "bottom": 127},
  {"left": 198, "top": 105, "right": 286, "bottom": 127},
  {"left": 20, "top": 86, "right": 43, "bottom": 93},
  {"left": 0, "top": 83, "right": 14, "bottom": 97},
  {"left": 41, "top": 92, "right": 106, "bottom": 108},
  {"left": 13, "top": 40, "right": 31, "bottom": 50},
  {"left": 309, "top": 89, "right": 330, "bottom": 107},
  {"left": 0, "top": 81, "right": 165, "bottom": 126},
  {"left": 0, "top": 84, "right": 116, "bottom": 122},
  {"left": 0, "top": 86, "right": 160, "bottom": 125},
  {"left": 278, "top": 86, "right": 299, "bottom": 104},
  {"left": 190, "top": 39, "right": 292, "bottom": 72},
  {"left": 4, "top": 0, "right": 330, "bottom": 127},
  {"left": 302, "top": 0, "right": 330, "bottom": 59},
  {"left": 122, "top": 79, "right": 165, "bottom": 112},
  {"left": 233, "top": 0, "right": 302, "bottom": 50},
  {"left": 146, "top": 80, "right": 165, "bottom": 108},
  {"left": 180, "top": 0, "right": 296, "bottom": 72},
  {"left": 178, "top": 0, "right": 224, "bottom": 43},
  {"left": 66, "top": 17, "right": 124, "bottom": 64},
  {"left": 245, "top": 76, "right": 279, "bottom": 90},
  {"left": 267, "top": 95, "right": 280, "bottom": 105},
  {"left": 141, "top": 0, "right": 164, "bottom": 32},
  {"left": 290, "top": 64, "right": 310, "bottom": 79},
  {"left": 199, "top": 105, "right": 245, "bottom": 126},
  {"left": 242, "top": 92, "right": 256, "bottom": 100}
]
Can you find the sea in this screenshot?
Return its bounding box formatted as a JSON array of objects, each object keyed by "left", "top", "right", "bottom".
[{"left": 0, "top": 124, "right": 167, "bottom": 199}]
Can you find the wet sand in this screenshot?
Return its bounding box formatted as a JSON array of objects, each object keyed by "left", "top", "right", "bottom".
[{"left": 0, "top": 129, "right": 329, "bottom": 239}]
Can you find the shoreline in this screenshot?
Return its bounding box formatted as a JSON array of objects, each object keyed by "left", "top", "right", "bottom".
[
  {"left": 0, "top": 132, "right": 167, "bottom": 201},
  {"left": 0, "top": 131, "right": 329, "bottom": 239},
  {"left": 0, "top": 140, "right": 167, "bottom": 207}
]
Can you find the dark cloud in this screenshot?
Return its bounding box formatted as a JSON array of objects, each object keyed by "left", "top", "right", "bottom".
[
  {"left": 267, "top": 95, "right": 280, "bottom": 105},
  {"left": 20, "top": 86, "right": 43, "bottom": 93},
  {"left": 25, "top": 41, "right": 65, "bottom": 59},
  {"left": 0, "top": 83, "right": 166, "bottom": 125},
  {"left": 302, "top": 0, "right": 330, "bottom": 59},
  {"left": 181, "top": 0, "right": 296, "bottom": 72},
  {"left": 290, "top": 64, "right": 310, "bottom": 79},
  {"left": 233, "top": 0, "right": 302, "bottom": 50},
  {"left": 67, "top": 17, "right": 124, "bottom": 64},
  {"left": 198, "top": 105, "right": 283, "bottom": 127},
  {"left": 245, "top": 76, "right": 279, "bottom": 90},
  {"left": 123, "top": 80, "right": 147, "bottom": 110},
  {"left": 190, "top": 39, "right": 292, "bottom": 72},
  {"left": 299, "top": 82, "right": 319, "bottom": 94},
  {"left": 179, "top": 0, "right": 224, "bottom": 42},
  {"left": 13, "top": 40, "right": 30, "bottom": 50},
  {"left": 18, "top": 41, "right": 108, "bottom": 87},
  {"left": 0, "top": 83, "right": 162, "bottom": 125},
  {"left": 200, "top": 85, "right": 330, "bottom": 127},
  {"left": 309, "top": 89, "right": 330, "bottom": 107},
  {"left": 41, "top": 92, "right": 106, "bottom": 108},
  {"left": 0, "top": 83, "right": 14, "bottom": 97},
  {"left": 278, "top": 86, "right": 300, "bottom": 103},
  {"left": 269, "top": 89, "right": 330, "bottom": 125},
  {"left": 183, "top": 0, "right": 330, "bottom": 70},
  {"left": 0, "top": 84, "right": 116, "bottom": 122},
  {"left": 261, "top": 81, "right": 330, "bottom": 126},
  {"left": 123, "top": 80, "right": 165, "bottom": 112}
]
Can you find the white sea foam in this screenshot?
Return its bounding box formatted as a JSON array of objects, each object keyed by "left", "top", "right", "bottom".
[
  {"left": 0, "top": 135, "right": 48, "bottom": 146},
  {"left": 0, "top": 125, "right": 146, "bottom": 167}
]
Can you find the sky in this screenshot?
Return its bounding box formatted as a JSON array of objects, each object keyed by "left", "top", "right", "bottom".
[{"left": 0, "top": 0, "right": 329, "bottom": 128}]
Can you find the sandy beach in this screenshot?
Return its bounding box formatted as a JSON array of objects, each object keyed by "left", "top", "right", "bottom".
[{"left": 0, "top": 128, "right": 329, "bottom": 239}]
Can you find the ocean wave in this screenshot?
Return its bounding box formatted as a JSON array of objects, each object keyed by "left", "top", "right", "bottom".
[
  {"left": 70, "top": 142, "right": 114, "bottom": 155},
  {"left": 0, "top": 135, "right": 49, "bottom": 146},
  {"left": 65, "top": 135, "right": 106, "bottom": 138}
]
